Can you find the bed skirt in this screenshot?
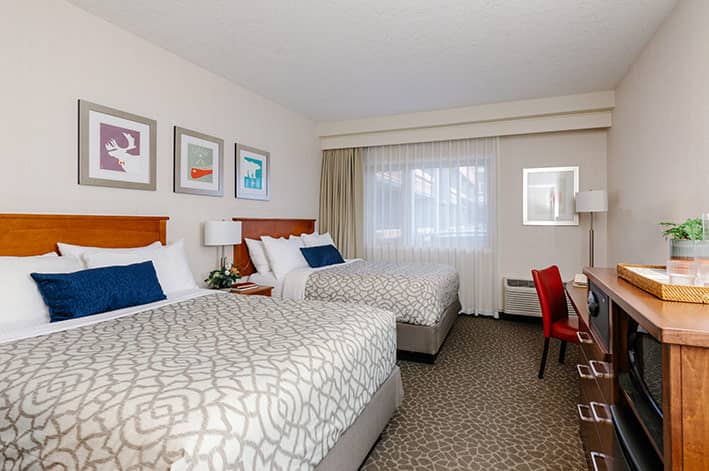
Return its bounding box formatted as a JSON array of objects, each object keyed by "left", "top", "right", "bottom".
[
  {"left": 396, "top": 299, "right": 461, "bottom": 356},
  {"left": 316, "top": 365, "right": 403, "bottom": 470}
]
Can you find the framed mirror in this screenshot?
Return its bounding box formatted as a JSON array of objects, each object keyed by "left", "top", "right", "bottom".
[{"left": 523, "top": 166, "right": 579, "bottom": 226}]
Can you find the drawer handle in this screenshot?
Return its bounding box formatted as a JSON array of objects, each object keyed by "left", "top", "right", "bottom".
[
  {"left": 577, "top": 404, "right": 595, "bottom": 422},
  {"left": 590, "top": 401, "right": 612, "bottom": 424},
  {"left": 576, "top": 364, "right": 594, "bottom": 379},
  {"left": 590, "top": 451, "right": 609, "bottom": 471},
  {"left": 589, "top": 360, "right": 612, "bottom": 379},
  {"left": 577, "top": 331, "right": 593, "bottom": 344}
]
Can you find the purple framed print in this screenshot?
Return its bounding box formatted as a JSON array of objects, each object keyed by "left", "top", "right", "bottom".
[{"left": 78, "top": 100, "right": 157, "bottom": 190}]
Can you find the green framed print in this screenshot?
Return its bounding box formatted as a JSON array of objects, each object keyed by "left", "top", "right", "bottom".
[
  {"left": 235, "top": 144, "right": 270, "bottom": 201},
  {"left": 78, "top": 100, "right": 157, "bottom": 190},
  {"left": 174, "top": 126, "right": 224, "bottom": 197}
]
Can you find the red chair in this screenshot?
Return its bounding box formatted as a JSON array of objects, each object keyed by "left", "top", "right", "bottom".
[{"left": 531, "top": 265, "right": 579, "bottom": 379}]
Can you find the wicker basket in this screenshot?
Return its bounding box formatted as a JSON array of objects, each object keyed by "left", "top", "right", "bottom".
[{"left": 617, "top": 263, "right": 709, "bottom": 304}]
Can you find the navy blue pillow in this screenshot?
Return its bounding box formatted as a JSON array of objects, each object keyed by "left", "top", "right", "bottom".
[
  {"left": 300, "top": 244, "right": 345, "bottom": 268},
  {"left": 31, "top": 261, "right": 166, "bottom": 322}
]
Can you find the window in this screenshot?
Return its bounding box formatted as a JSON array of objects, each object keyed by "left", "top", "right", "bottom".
[
  {"left": 363, "top": 139, "right": 496, "bottom": 250},
  {"left": 362, "top": 137, "right": 498, "bottom": 315}
]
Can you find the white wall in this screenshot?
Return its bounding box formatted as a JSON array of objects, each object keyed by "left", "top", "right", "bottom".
[
  {"left": 318, "top": 98, "right": 610, "bottom": 310},
  {"left": 0, "top": 0, "right": 321, "bottom": 281},
  {"left": 499, "top": 131, "right": 608, "bottom": 285},
  {"left": 318, "top": 92, "right": 613, "bottom": 150},
  {"left": 608, "top": 0, "right": 709, "bottom": 264}
]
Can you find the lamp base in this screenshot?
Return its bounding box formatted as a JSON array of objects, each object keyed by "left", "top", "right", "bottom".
[{"left": 588, "top": 213, "right": 595, "bottom": 268}]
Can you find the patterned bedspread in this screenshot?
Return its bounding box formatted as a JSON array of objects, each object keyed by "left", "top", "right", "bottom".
[
  {"left": 304, "top": 260, "right": 459, "bottom": 326},
  {"left": 0, "top": 293, "right": 397, "bottom": 470}
]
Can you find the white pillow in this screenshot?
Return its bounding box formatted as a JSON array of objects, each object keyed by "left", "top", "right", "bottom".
[
  {"left": 244, "top": 238, "right": 271, "bottom": 274},
  {"left": 83, "top": 240, "right": 197, "bottom": 295},
  {"left": 301, "top": 232, "right": 336, "bottom": 248},
  {"left": 57, "top": 241, "right": 161, "bottom": 261},
  {"left": 0, "top": 254, "right": 83, "bottom": 331},
  {"left": 261, "top": 235, "right": 309, "bottom": 279}
]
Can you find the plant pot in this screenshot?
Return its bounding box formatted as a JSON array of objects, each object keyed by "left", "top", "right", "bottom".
[
  {"left": 669, "top": 239, "right": 697, "bottom": 260},
  {"left": 668, "top": 239, "right": 698, "bottom": 283},
  {"left": 696, "top": 241, "right": 709, "bottom": 286}
]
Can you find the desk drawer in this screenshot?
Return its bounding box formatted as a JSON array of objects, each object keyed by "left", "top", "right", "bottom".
[
  {"left": 578, "top": 350, "right": 612, "bottom": 404},
  {"left": 578, "top": 400, "right": 601, "bottom": 467},
  {"left": 577, "top": 318, "right": 610, "bottom": 364},
  {"left": 588, "top": 451, "right": 622, "bottom": 471},
  {"left": 579, "top": 369, "right": 614, "bottom": 457},
  {"left": 577, "top": 385, "right": 614, "bottom": 469}
]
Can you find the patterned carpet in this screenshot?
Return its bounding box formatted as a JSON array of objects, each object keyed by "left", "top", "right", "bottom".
[{"left": 361, "top": 316, "right": 586, "bottom": 470}]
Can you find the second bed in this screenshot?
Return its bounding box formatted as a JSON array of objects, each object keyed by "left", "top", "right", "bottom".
[{"left": 235, "top": 218, "right": 462, "bottom": 358}]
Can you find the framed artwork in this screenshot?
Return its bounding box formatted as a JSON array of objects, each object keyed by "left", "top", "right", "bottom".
[
  {"left": 173, "top": 127, "right": 224, "bottom": 197},
  {"left": 78, "top": 100, "right": 157, "bottom": 190},
  {"left": 523, "top": 166, "right": 579, "bottom": 226},
  {"left": 235, "top": 144, "right": 270, "bottom": 201}
]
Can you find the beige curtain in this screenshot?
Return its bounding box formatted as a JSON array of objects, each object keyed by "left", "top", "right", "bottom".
[{"left": 319, "top": 148, "right": 364, "bottom": 258}]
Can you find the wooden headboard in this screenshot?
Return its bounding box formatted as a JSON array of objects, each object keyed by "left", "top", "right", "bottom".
[
  {"left": 233, "top": 218, "right": 316, "bottom": 275},
  {"left": 0, "top": 214, "right": 168, "bottom": 256}
]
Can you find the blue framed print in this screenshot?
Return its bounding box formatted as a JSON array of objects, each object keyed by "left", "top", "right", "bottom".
[{"left": 235, "top": 143, "right": 270, "bottom": 201}]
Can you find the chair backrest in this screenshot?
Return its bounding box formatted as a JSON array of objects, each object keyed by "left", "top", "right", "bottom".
[{"left": 531, "top": 265, "right": 568, "bottom": 338}]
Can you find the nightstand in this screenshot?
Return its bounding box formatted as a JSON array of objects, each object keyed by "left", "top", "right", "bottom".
[{"left": 229, "top": 285, "right": 273, "bottom": 297}]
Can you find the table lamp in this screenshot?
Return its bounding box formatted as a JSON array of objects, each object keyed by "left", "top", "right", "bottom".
[
  {"left": 575, "top": 190, "right": 608, "bottom": 267},
  {"left": 203, "top": 220, "right": 242, "bottom": 270}
]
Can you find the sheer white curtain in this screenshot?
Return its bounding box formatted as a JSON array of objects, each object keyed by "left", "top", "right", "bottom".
[{"left": 363, "top": 137, "right": 498, "bottom": 315}]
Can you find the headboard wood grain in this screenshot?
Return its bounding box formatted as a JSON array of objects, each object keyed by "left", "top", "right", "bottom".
[
  {"left": 0, "top": 214, "right": 168, "bottom": 256},
  {"left": 232, "top": 218, "right": 316, "bottom": 276}
]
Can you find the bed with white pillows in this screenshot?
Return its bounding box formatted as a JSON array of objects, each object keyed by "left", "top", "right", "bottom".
[
  {"left": 0, "top": 214, "right": 402, "bottom": 470},
  {"left": 0, "top": 240, "right": 198, "bottom": 338},
  {"left": 242, "top": 228, "right": 461, "bottom": 358}
]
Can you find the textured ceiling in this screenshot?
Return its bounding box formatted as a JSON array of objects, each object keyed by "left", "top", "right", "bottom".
[{"left": 67, "top": 0, "right": 677, "bottom": 121}]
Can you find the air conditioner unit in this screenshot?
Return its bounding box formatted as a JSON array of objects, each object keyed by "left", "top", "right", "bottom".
[{"left": 502, "top": 277, "right": 576, "bottom": 317}]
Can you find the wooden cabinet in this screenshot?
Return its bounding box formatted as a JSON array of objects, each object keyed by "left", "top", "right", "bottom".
[
  {"left": 666, "top": 344, "right": 709, "bottom": 469},
  {"left": 567, "top": 283, "right": 615, "bottom": 469},
  {"left": 568, "top": 269, "right": 709, "bottom": 470}
]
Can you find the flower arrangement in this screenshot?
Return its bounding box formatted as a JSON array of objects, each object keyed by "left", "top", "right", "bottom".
[{"left": 205, "top": 263, "right": 240, "bottom": 289}]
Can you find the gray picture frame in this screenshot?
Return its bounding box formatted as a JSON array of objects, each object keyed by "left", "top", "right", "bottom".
[
  {"left": 235, "top": 143, "right": 270, "bottom": 201},
  {"left": 78, "top": 99, "right": 157, "bottom": 191},
  {"left": 173, "top": 126, "right": 224, "bottom": 197}
]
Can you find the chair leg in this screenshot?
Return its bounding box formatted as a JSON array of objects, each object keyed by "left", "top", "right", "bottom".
[
  {"left": 538, "top": 338, "right": 550, "bottom": 379},
  {"left": 558, "top": 340, "right": 567, "bottom": 364}
]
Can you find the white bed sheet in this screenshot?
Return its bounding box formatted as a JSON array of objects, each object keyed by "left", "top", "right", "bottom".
[
  {"left": 1, "top": 287, "right": 398, "bottom": 469},
  {"left": 281, "top": 259, "right": 361, "bottom": 300},
  {"left": 247, "top": 271, "right": 284, "bottom": 297},
  {"left": 0, "top": 288, "right": 212, "bottom": 344}
]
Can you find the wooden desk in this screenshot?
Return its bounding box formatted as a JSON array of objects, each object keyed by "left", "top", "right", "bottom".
[
  {"left": 566, "top": 281, "right": 614, "bottom": 469},
  {"left": 586, "top": 268, "right": 709, "bottom": 348},
  {"left": 566, "top": 282, "right": 590, "bottom": 328},
  {"left": 569, "top": 268, "right": 709, "bottom": 470}
]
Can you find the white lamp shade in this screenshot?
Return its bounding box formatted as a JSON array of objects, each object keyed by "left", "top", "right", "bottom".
[
  {"left": 204, "top": 221, "right": 242, "bottom": 246},
  {"left": 576, "top": 190, "right": 608, "bottom": 213}
]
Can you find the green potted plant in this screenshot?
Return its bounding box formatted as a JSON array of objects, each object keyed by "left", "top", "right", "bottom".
[{"left": 660, "top": 218, "right": 703, "bottom": 260}]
